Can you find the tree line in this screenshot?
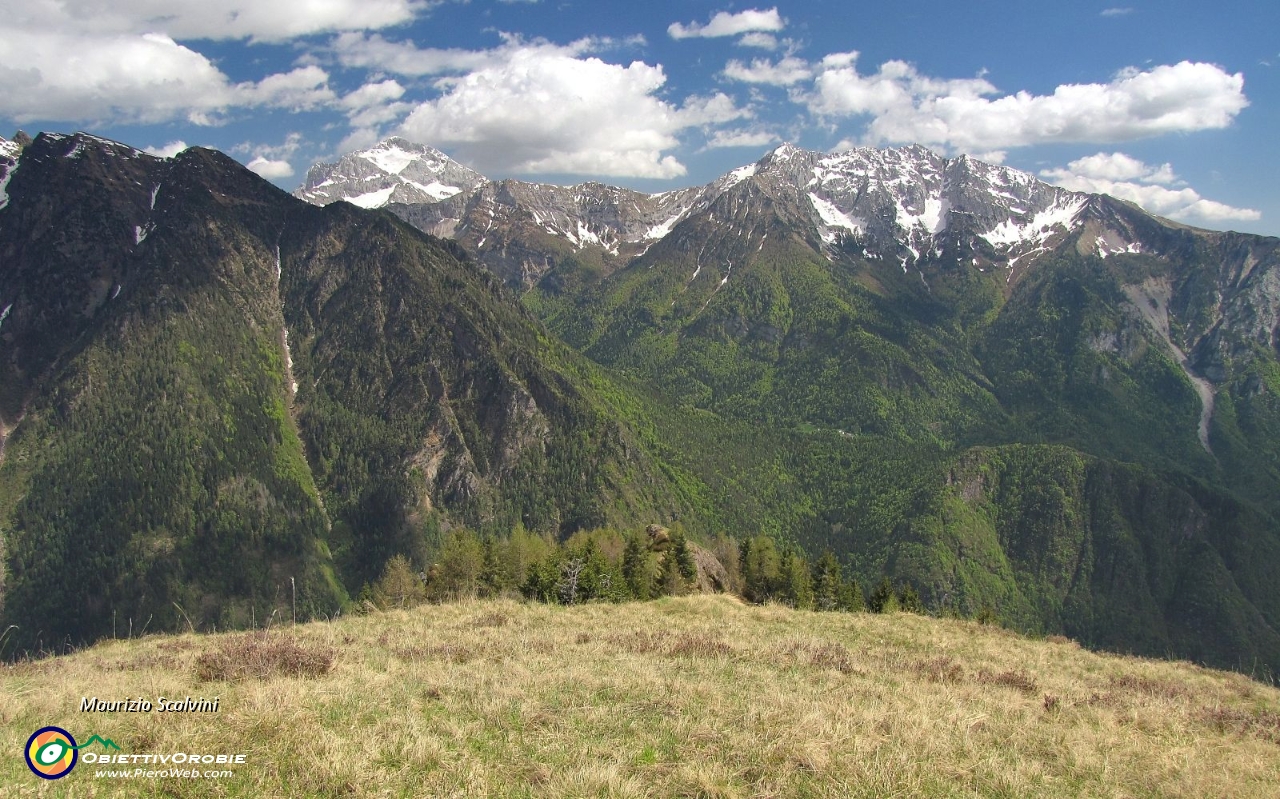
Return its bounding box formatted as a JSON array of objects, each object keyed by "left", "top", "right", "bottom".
[{"left": 362, "top": 523, "right": 928, "bottom": 617}]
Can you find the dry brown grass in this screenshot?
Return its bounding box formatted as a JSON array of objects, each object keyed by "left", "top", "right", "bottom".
[
  {"left": 2, "top": 596, "right": 1279, "bottom": 797},
  {"left": 193, "top": 632, "right": 334, "bottom": 682},
  {"left": 976, "top": 666, "right": 1040, "bottom": 694}
]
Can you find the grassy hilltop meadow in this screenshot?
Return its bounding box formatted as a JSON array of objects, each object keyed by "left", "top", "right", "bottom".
[{"left": 3, "top": 595, "right": 1279, "bottom": 798}]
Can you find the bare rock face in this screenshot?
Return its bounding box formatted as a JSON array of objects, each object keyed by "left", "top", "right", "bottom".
[
  {"left": 646, "top": 523, "right": 670, "bottom": 551},
  {"left": 690, "top": 543, "right": 731, "bottom": 594}
]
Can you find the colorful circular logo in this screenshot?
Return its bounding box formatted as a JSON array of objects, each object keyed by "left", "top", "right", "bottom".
[{"left": 25, "top": 727, "right": 78, "bottom": 780}]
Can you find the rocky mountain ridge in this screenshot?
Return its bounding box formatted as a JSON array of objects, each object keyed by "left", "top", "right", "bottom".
[{"left": 296, "top": 138, "right": 1170, "bottom": 289}]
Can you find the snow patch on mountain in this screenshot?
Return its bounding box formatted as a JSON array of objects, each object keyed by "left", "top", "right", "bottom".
[
  {"left": 296, "top": 137, "right": 486, "bottom": 209},
  {"left": 346, "top": 187, "right": 397, "bottom": 209},
  {"left": 283, "top": 329, "right": 298, "bottom": 396},
  {"left": 0, "top": 160, "right": 14, "bottom": 211},
  {"left": 360, "top": 144, "right": 421, "bottom": 175},
  {"left": 808, "top": 193, "right": 864, "bottom": 241},
  {"left": 405, "top": 180, "right": 461, "bottom": 200},
  {"left": 724, "top": 164, "right": 756, "bottom": 187},
  {"left": 981, "top": 197, "right": 1086, "bottom": 249},
  {"left": 896, "top": 197, "right": 949, "bottom": 234},
  {"left": 1096, "top": 237, "right": 1143, "bottom": 259},
  {"left": 645, "top": 210, "right": 686, "bottom": 241}
]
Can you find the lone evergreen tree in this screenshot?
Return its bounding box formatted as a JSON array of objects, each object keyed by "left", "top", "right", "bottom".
[
  {"left": 622, "top": 532, "right": 651, "bottom": 600},
  {"left": 812, "top": 551, "right": 845, "bottom": 611},
  {"left": 898, "top": 582, "right": 924, "bottom": 614},
  {"left": 672, "top": 529, "right": 697, "bottom": 582},
  {"left": 780, "top": 549, "right": 814, "bottom": 610},
  {"left": 868, "top": 576, "right": 899, "bottom": 613},
  {"left": 839, "top": 577, "right": 866, "bottom": 612},
  {"left": 372, "top": 555, "right": 426, "bottom": 609},
  {"left": 741, "top": 535, "right": 781, "bottom": 603}
]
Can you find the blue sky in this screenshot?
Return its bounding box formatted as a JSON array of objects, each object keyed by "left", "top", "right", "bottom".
[{"left": 1, "top": 1, "right": 1275, "bottom": 234}]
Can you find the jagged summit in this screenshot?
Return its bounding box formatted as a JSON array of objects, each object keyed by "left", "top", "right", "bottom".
[{"left": 295, "top": 137, "right": 487, "bottom": 208}]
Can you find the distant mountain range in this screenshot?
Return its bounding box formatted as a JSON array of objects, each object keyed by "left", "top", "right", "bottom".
[
  {"left": 3, "top": 131, "right": 1280, "bottom": 678},
  {"left": 297, "top": 137, "right": 1174, "bottom": 290}
]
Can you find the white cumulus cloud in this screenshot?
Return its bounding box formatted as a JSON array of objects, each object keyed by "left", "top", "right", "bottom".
[
  {"left": 0, "top": 30, "right": 335, "bottom": 124},
  {"left": 724, "top": 56, "right": 813, "bottom": 86},
  {"left": 737, "top": 32, "right": 779, "bottom": 50},
  {"left": 1047, "top": 152, "right": 1177, "bottom": 184},
  {"left": 668, "top": 8, "right": 785, "bottom": 40},
  {"left": 804, "top": 56, "right": 1248, "bottom": 153},
  {"left": 1042, "top": 153, "right": 1260, "bottom": 223},
  {"left": 144, "top": 141, "right": 190, "bottom": 158},
  {"left": 232, "top": 66, "right": 335, "bottom": 112},
  {"left": 246, "top": 157, "right": 295, "bottom": 178},
  {"left": 705, "top": 129, "right": 779, "bottom": 149},
  {"left": 340, "top": 79, "right": 412, "bottom": 127},
  {"left": 13, "top": 0, "right": 427, "bottom": 43},
  {"left": 397, "top": 40, "right": 748, "bottom": 178},
  {"left": 341, "top": 80, "right": 408, "bottom": 110},
  {"left": 330, "top": 32, "right": 503, "bottom": 76}
]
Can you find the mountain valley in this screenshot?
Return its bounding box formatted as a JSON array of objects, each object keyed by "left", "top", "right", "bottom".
[{"left": 2, "top": 131, "right": 1280, "bottom": 677}]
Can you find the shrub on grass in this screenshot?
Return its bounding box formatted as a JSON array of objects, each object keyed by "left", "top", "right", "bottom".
[{"left": 195, "top": 633, "right": 335, "bottom": 681}]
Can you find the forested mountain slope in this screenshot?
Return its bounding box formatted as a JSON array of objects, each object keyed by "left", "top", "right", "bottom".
[{"left": 0, "top": 133, "right": 702, "bottom": 652}]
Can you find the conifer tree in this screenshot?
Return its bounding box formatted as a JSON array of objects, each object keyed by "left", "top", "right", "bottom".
[
  {"left": 480, "top": 537, "right": 506, "bottom": 595},
  {"left": 780, "top": 549, "right": 814, "bottom": 610},
  {"left": 671, "top": 529, "right": 697, "bottom": 582},
  {"left": 521, "top": 548, "right": 563, "bottom": 603},
  {"left": 372, "top": 555, "right": 426, "bottom": 609},
  {"left": 868, "top": 576, "right": 898, "bottom": 613},
  {"left": 839, "top": 577, "right": 866, "bottom": 612},
  {"left": 812, "top": 551, "right": 845, "bottom": 611},
  {"left": 622, "top": 532, "right": 651, "bottom": 600},
  {"left": 655, "top": 549, "right": 687, "bottom": 597},
  {"left": 898, "top": 582, "right": 924, "bottom": 614},
  {"left": 741, "top": 535, "right": 781, "bottom": 603}
]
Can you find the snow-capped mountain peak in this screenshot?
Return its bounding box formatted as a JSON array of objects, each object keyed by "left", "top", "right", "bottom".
[
  {"left": 295, "top": 137, "right": 487, "bottom": 208},
  {"left": 765, "top": 143, "right": 1097, "bottom": 270}
]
